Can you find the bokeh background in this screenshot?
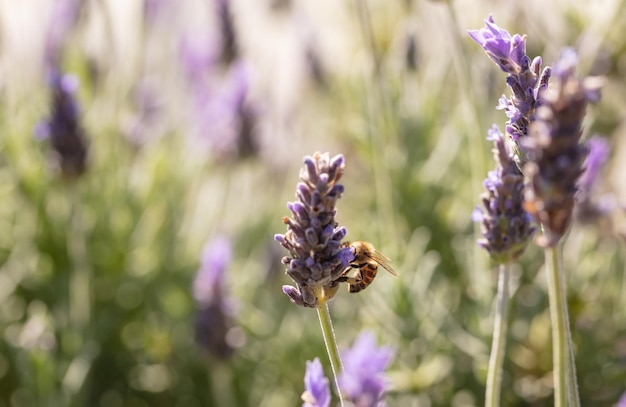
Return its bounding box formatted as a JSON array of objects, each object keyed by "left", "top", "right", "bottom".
[{"left": 1, "top": 0, "right": 626, "bottom": 406}]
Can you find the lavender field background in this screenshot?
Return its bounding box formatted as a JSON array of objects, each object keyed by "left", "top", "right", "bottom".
[{"left": 1, "top": 0, "right": 626, "bottom": 406}]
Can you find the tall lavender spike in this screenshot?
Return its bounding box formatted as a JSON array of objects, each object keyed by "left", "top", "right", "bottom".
[
  {"left": 523, "top": 48, "right": 604, "bottom": 247},
  {"left": 193, "top": 236, "right": 237, "bottom": 359},
  {"left": 301, "top": 358, "right": 331, "bottom": 407},
  {"left": 338, "top": 331, "right": 393, "bottom": 407},
  {"left": 275, "top": 152, "right": 354, "bottom": 308},
  {"left": 469, "top": 16, "right": 552, "bottom": 159},
  {"left": 36, "top": 70, "right": 88, "bottom": 179},
  {"left": 472, "top": 125, "right": 535, "bottom": 263}
]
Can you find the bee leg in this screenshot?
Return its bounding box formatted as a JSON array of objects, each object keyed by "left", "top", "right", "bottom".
[{"left": 336, "top": 270, "right": 362, "bottom": 285}]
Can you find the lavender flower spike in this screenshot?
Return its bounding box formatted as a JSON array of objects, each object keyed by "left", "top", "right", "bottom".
[
  {"left": 472, "top": 125, "right": 535, "bottom": 263},
  {"left": 301, "top": 358, "right": 331, "bottom": 407},
  {"left": 575, "top": 136, "right": 614, "bottom": 223},
  {"left": 523, "top": 48, "right": 604, "bottom": 247},
  {"left": 338, "top": 331, "right": 393, "bottom": 407},
  {"left": 469, "top": 16, "right": 552, "bottom": 159},
  {"left": 275, "top": 152, "right": 354, "bottom": 308},
  {"left": 37, "top": 70, "right": 88, "bottom": 179},
  {"left": 193, "top": 236, "right": 237, "bottom": 359}
]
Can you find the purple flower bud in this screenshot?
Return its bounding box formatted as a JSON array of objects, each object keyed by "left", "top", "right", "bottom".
[
  {"left": 301, "top": 358, "right": 331, "bottom": 407},
  {"left": 339, "top": 331, "right": 393, "bottom": 407}
]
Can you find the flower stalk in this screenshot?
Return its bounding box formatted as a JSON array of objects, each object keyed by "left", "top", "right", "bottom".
[
  {"left": 485, "top": 263, "right": 510, "bottom": 407},
  {"left": 316, "top": 299, "right": 345, "bottom": 406}
]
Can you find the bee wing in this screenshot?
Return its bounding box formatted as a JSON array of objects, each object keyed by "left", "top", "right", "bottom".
[{"left": 366, "top": 249, "right": 397, "bottom": 276}]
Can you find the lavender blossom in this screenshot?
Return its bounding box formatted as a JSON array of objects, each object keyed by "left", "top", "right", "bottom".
[
  {"left": 193, "top": 236, "right": 236, "bottom": 359},
  {"left": 523, "top": 48, "right": 603, "bottom": 246},
  {"left": 576, "top": 136, "right": 614, "bottom": 223},
  {"left": 36, "top": 70, "right": 88, "bottom": 179},
  {"left": 618, "top": 392, "right": 626, "bottom": 407},
  {"left": 469, "top": 16, "right": 552, "bottom": 158},
  {"left": 472, "top": 125, "right": 535, "bottom": 263},
  {"left": 275, "top": 152, "right": 354, "bottom": 308},
  {"left": 338, "top": 331, "right": 393, "bottom": 407},
  {"left": 44, "top": 0, "right": 81, "bottom": 73},
  {"left": 301, "top": 358, "right": 331, "bottom": 407},
  {"left": 180, "top": 31, "right": 258, "bottom": 159}
]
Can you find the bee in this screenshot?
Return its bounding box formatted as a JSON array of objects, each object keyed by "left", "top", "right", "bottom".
[{"left": 338, "top": 241, "right": 397, "bottom": 293}]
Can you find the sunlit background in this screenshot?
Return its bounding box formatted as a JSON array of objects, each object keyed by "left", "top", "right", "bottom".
[{"left": 1, "top": 0, "right": 626, "bottom": 406}]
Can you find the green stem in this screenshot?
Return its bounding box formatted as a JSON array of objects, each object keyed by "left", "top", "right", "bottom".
[
  {"left": 485, "top": 263, "right": 510, "bottom": 407},
  {"left": 546, "top": 245, "right": 581, "bottom": 407},
  {"left": 316, "top": 301, "right": 345, "bottom": 406},
  {"left": 545, "top": 245, "right": 575, "bottom": 407},
  {"left": 69, "top": 186, "right": 91, "bottom": 330}
]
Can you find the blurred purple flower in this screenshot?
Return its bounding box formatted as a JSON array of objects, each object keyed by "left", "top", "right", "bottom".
[
  {"left": 193, "top": 236, "right": 233, "bottom": 306},
  {"left": 338, "top": 331, "right": 393, "bottom": 407},
  {"left": 179, "top": 28, "right": 259, "bottom": 159},
  {"left": 37, "top": 70, "right": 88, "bottom": 179},
  {"left": 193, "top": 236, "right": 237, "bottom": 359},
  {"left": 275, "top": 152, "right": 354, "bottom": 307},
  {"left": 301, "top": 358, "right": 331, "bottom": 407},
  {"left": 44, "top": 0, "right": 81, "bottom": 73},
  {"left": 143, "top": 0, "right": 171, "bottom": 25},
  {"left": 576, "top": 136, "right": 614, "bottom": 224},
  {"left": 124, "top": 77, "right": 163, "bottom": 145},
  {"left": 579, "top": 136, "right": 610, "bottom": 194},
  {"left": 523, "top": 48, "right": 604, "bottom": 246},
  {"left": 617, "top": 392, "right": 626, "bottom": 407},
  {"left": 179, "top": 31, "right": 220, "bottom": 83}
]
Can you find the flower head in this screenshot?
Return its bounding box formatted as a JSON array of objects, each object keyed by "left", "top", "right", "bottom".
[
  {"left": 468, "top": 16, "right": 527, "bottom": 74},
  {"left": 301, "top": 358, "right": 331, "bottom": 407},
  {"left": 275, "top": 152, "right": 354, "bottom": 308},
  {"left": 37, "top": 70, "right": 88, "bottom": 179},
  {"left": 470, "top": 16, "right": 552, "bottom": 161},
  {"left": 193, "top": 236, "right": 237, "bottom": 359},
  {"left": 473, "top": 125, "right": 535, "bottom": 263},
  {"left": 523, "top": 48, "right": 604, "bottom": 246},
  {"left": 338, "top": 331, "right": 393, "bottom": 407}
]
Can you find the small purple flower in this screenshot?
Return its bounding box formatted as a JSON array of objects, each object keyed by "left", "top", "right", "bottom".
[
  {"left": 301, "top": 358, "right": 331, "bottom": 407},
  {"left": 338, "top": 331, "right": 393, "bottom": 407},
  {"left": 467, "top": 15, "right": 526, "bottom": 74},
  {"left": 617, "top": 392, "right": 626, "bottom": 407},
  {"left": 275, "top": 152, "right": 354, "bottom": 307},
  {"left": 193, "top": 236, "right": 237, "bottom": 359},
  {"left": 38, "top": 70, "right": 88, "bottom": 179},
  {"left": 473, "top": 125, "right": 535, "bottom": 262}
]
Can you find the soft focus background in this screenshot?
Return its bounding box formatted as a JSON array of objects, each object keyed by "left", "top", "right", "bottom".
[{"left": 1, "top": 0, "right": 626, "bottom": 406}]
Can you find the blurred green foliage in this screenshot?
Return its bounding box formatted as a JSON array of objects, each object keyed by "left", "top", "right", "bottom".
[{"left": 1, "top": 0, "right": 626, "bottom": 406}]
